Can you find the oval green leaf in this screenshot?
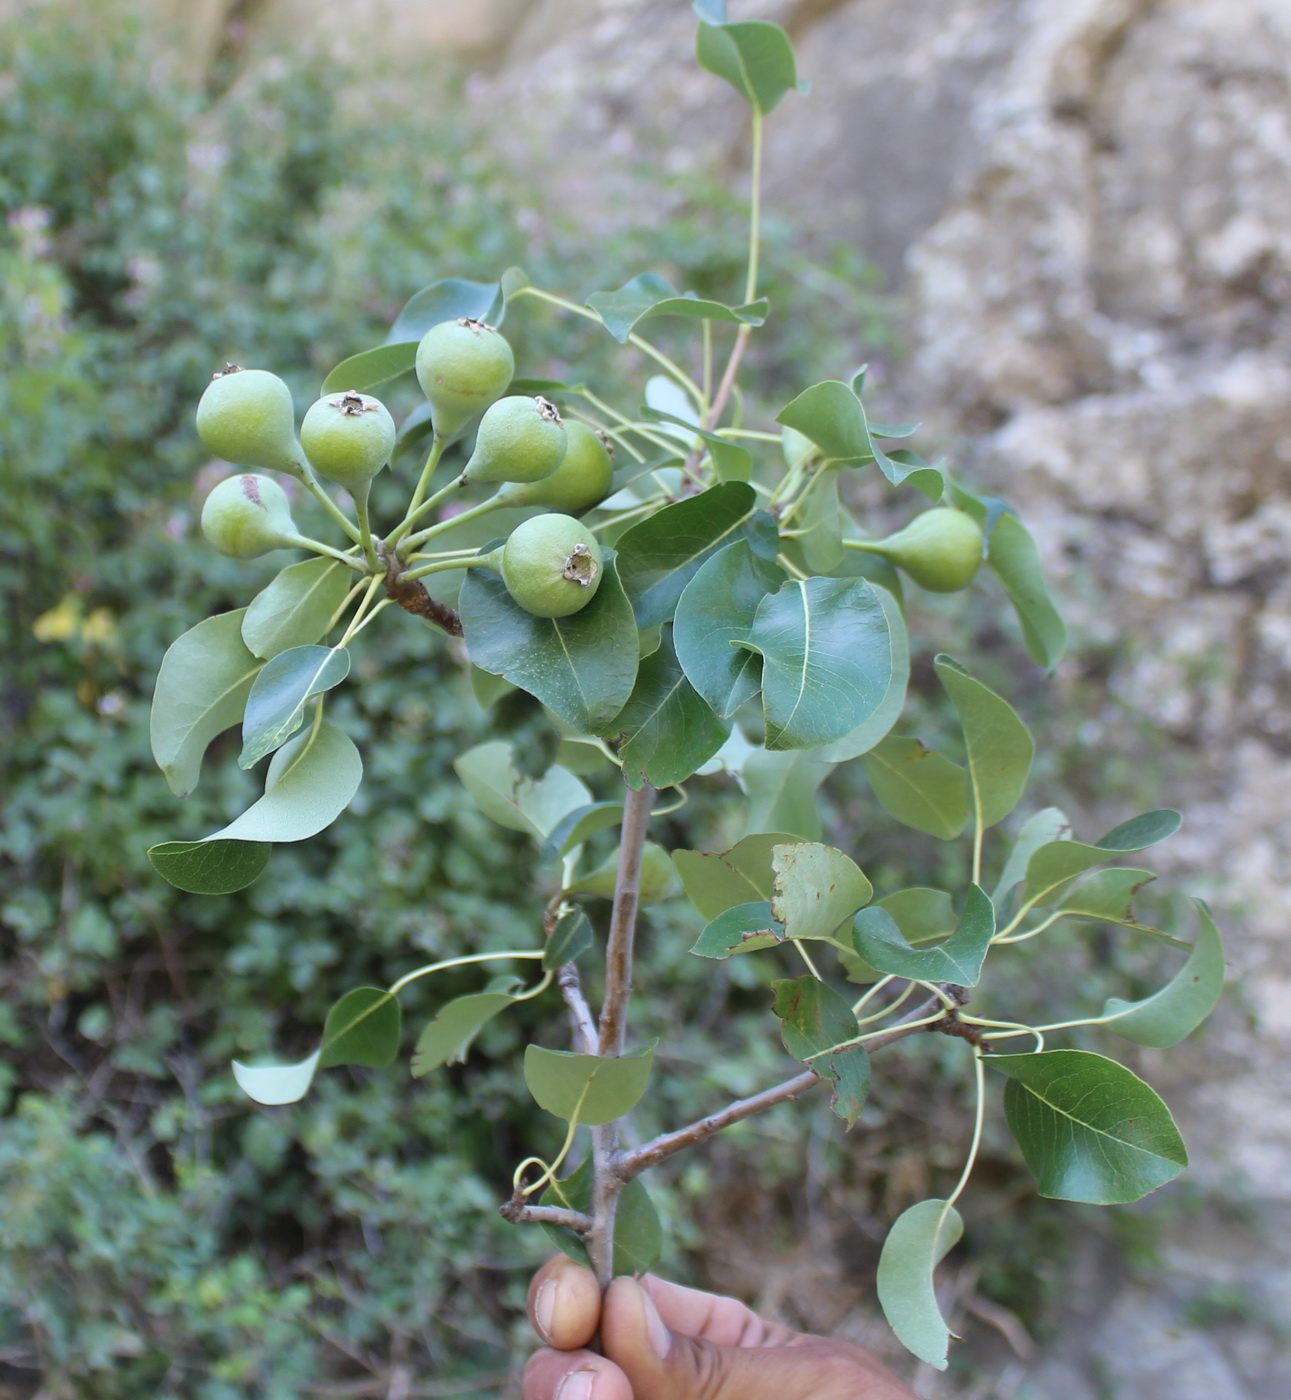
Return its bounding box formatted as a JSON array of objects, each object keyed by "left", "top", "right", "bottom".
[
  {"left": 695, "top": 17, "right": 804, "bottom": 115},
  {"left": 990, "top": 1049, "right": 1188, "bottom": 1204},
  {"left": 674, "top": 539, "right": 785, "bottom": 718},
  {"left": 319, "top": 987, "right": 401, "bottom": 1070},
  {"left": 147, "top": 838, "right": 271, "bottom": 895},
  {"left": 616, "top": 482, "right": 757, "bottom": 628},
  {"left": 877, "top": 1199, "right": 964, "bottom": 1369},
  {"left": 741, "top": 748, "right": 834, "bottom": 841},
  {"left": 691, "top": 900, "right": 784, "bottom": 959},
  {"left": 459, "top": 556, "right": 639, "bottom": 734},
  {"left": 985, "top": 511, "right": 1067, "bottom": 671},
  {"left": 453, "top": 740, "right": 591, "bottom": 841},
  {"left": 1101, "top": 899, "right": 1225, "bottom": 1047},
  {"left": 386, "top": 276, "right": 504, "bottom": 345},
  {"left": 239, "top": 645, "right": 351, "bottom": 768},
  {"left": 1022, "top": 809, "right": 1182, "bottom": 907},
  {"left": 411, "top": 990, "right": 516, "bottom": 1077},
  {"left": 814, "top": 584, "right": 909, "bottom": 762},
  {"left": 242, "top": 558, "right": 351, "bottom": 660},
  {"left": 232, "top": 1050, "right": 322, "bottom": 1107},
  {"left": 544, "top": 908, "right": 595, "bottom": 971},
  {"left": 935, "top": 655, "right": 1034, "bottom": 832},
  {"left": 206, "top": 719, "right": 362, "bottom": 843},
  {"left": 523, "top": 1042, "right": 655, "bottom": 1125},
  {"left": 853, "top": 884, "right": 995, "bottom": 986},
  {"left": 151, "top": 609, "right": 262, "bottom": 798},
  {"left": 771, "top": 842, "right": 872, "bottom": 942},
  {"left": 673, "top": 831, "right": 804, "bottom": 920},
  {"left": 601, "top": 629, "right": 729, "bottom": 789},
  {"left": 321, "top": 342, "right": 418, "bottom": 396},
  {"left": 587, "top": 271, "right": 767, "bottom": 344},
  {"left": 860, "top": 735, "right": 968, "bottom": 840},
  {"left": 747, "top": 577, "right": 895, "bottom": 750},
  {"left": 772, "top": 975, "right": 870, "bottom": 1127}
]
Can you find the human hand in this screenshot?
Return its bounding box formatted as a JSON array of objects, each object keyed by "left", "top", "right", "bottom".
[{"left": 522, "top": 1255, "right": 922, "bottom": 1400}]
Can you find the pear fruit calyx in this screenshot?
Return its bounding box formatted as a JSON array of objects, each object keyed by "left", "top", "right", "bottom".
[
  {"left": 196, "top": 366, "right": 303, "bottom": 476},
  {"left": 200, "top": 474, "right": 302, "bottom": 559},
  {"left": 501, "top": 512, "right": 603, "bottom": 618},
  {"left": 300, "top": 390, "right": 396, "bottom": 491},
  {"left": 464, "top": 395, "right": 568, "bottom": 486},
  {"left": 495, "top": 420, "right": 615, "bottom": 511},
  {"left": 865, "top": 507, "right": 985, "bottom": 593},
  {"left": 414, "top": 317, "right": 514, "bottom": 441}
]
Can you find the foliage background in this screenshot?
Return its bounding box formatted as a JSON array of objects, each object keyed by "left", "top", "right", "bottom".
[{"left": 0, "top": 2, "right": 1276, "bottom": 1398}]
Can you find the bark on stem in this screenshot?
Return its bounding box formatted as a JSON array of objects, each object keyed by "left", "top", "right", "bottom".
[
  {"left": 585, "top": 780, "right": 656, "bottom": 1287},
  {"left": 615, "top": 992, "right": 949, "bottom": 1182}
]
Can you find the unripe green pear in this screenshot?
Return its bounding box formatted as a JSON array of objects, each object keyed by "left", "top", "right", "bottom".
[
  {"left": 300, "top": 391, "right": 395, "bottom": 491},
  {"left": 500, "top": 513, "right": 603, "bottom": 618},
  {"left": 494, "top": 421, "right": 614, "bottom": 511},
  {"left": 569, "top": 842, "right": 676, "bottom": 904},
  {"left": 195, "top": 366, "right": 302, "bottom": 475},
  {"left": 414, "top": 318, "right": 514, "bottom": 440},
  {"left": 464, "top": 395, "right": 567, "bottom": 486},
  {"left": 862, "top": 507, "right": 984, "bottom": 593},
  {"left": 200, "top": 474, "right": 302, "bottom": 559}
]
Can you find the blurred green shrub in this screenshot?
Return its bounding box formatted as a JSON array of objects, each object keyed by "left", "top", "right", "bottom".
[{"left": 0, "top": 5, "right": 903, "bottom": 1395}]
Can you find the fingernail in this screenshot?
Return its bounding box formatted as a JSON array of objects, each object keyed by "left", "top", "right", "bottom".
[
  {"left": 555, "top": 1368, "right": 597, "bottom": 1400},
  {"left": 533, "top": 1278, "right": 558, "bottom": 1344},
  {"left": 640, "top": 1289, "right": 671, "bottom": 1361}
]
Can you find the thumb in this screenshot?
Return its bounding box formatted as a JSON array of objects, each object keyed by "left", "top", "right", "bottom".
[{"left": 601, "top": 1276, "right": 769, "bottom": 1400}]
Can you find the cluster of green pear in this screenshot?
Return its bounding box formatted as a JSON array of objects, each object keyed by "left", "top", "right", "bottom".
[{"left": 192, "top": 319, "right": 618, "bottom": 620}]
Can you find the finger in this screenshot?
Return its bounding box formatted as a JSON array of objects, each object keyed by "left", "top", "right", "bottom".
[
  {"left": 522, "top": 1348, "right": 634, "bottom": 1400},
  {"left": 527, "top": 1255, "right": 603, "bottom": 1351},
  {"left": 602, "top": 1277, "right": 919, "bottom": 1400},
  {"left": 638, "top": 1273, "right": 802, "bottom": 1348}
]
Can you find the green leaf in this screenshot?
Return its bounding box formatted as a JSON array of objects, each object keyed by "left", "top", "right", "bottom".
[
  {"left": 861, "top": 736, "right": 968, "bottom": 840},
  {"left": 232, "top": 1050, "right": 322, "bottom": 1107},
  {"left": 616, "top": 483, "right": 757, "bottom": 628},
  {"left": 459, "top": 555, "right": 639, "bottom": 733},
  {"left": 1055, "top": 867, "right": 1179, "bottom": 942},
  {"left": 991, "top": 807, "right": 1071, "bottom": 905},
  {"left": 602, "top": 629, "right": 729, "bottom": 789},
  {"left": 1022, "top": 810, "right": 1182, "bottom": 907},
  {"left": 674, "top": 539, "right": 785, "bottom": 718},
  {"left": 639, "top": 406, "right": 752, "bottom": 482},
  {"left": 986, "top": 512, "right": 1067, "bottom": 671},
  {"left": 990, "top": 1049, "right": 1188, "bottom": 1204},
  {"left": 321, "top": 342, "right": 418, "bottom": 396},
  {"left": 242, "top": 558, "right": 351, "bottom": 660},
  {"left": 673, "top": 831, "right": 803, "bottom": 920},
  {"left": 147, "top": 839, "right": 271, "bottom": 895},
  {"left": 411, "top": 990, "right": 517, "bottom": 1076},
  {"left": 1101, "top": 899, "right": 1225, "bottom": 1047},
  {"left": 453, "top": 740, "right": 591, "bottom": 841},
  {"left": 544, "top": 908, "right": 595, "bottom": 971},
  {"left": 239, "top": 645, "right": 351, "bottom": 768},
  {"left": 691, "top": 901, "right": 784, "bottom": 959},
  {"left": 853, "top": 884, "right": 995, "bottom": 986},
  {"left": 814, "top": 584, "right": 909, "bottom": 762},
  {"left": 775, "top": 381, "right": 943, "bottom": 494},
  {"left": 772, "top": 975, "right": 870, "bottom": 1127},
  {"left": 742, "top": 748, "right": 834, "bottom": 841},
  {"left": 523, "top": 1043, "right": 655, "bottom": 1125},
  {"left": 206, "top": 719, "right": 362, "bottom": 843},
  {"left": 540, "top": 801, "right": 625, "bottom": 864},
  {"left": 587, "top": 272, "right": 767, "bottom": 344},
  {"left": 319, "top": 987, "right": 401, "bottom": 1070},
  {"left": 540, "top": 1159, "right": 662, "bottom": 1274},
  {"left": 877, "top": 888, "right": 955, "bottom": 942},
  {"left": 695, "top": 17, "right": 804, "bottom": 115},
  {"left": 747, "top": 577, "right": 895, "bottom": 750},
  {"left": 387, "top": 277, "right": 504, "bottom": 344},
  {"left": 935, "top": 656, "right": 1034, "bottom": 831},
  {"left": 151, "top": 610, "right": 262, "bottom": 798},
  {"left": 795, "top": 465, "right": 844, "bottom": 573},
  {"left": 771, "top": 842, "right": 873, "bottom": 942},
  {"left": 877, "top": 1199, "right": 965, "bottom": 1369}
]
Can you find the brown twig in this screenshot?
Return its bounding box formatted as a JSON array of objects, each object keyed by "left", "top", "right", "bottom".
[
  {"left": 498, "top": 1199, "right": 594, "bottom": 1233},
  {"left": 682, "top": 323, "right": 752, "bottom": 479},
  {"left": 616, "top": 990, "right": 959, "bottom": 1181},
  {"left": 557, "top": 962, "right": 598, "bottom": 1056},
  {"left": 597, "top": 782, "right": 656, "bottom": 1057},
  {"left": 383, "top": 572, "right": 462, "bottom": 635}
]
